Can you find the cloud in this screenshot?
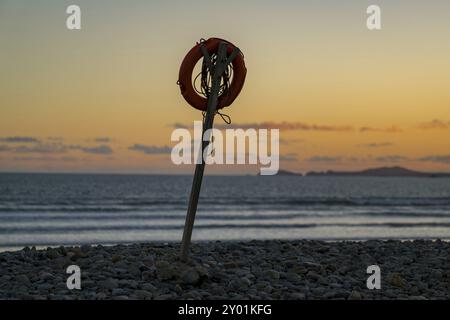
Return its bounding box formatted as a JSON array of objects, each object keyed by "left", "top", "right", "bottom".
[
  {"left": 243, "top": 152, "right": 450, "bottom": 164},
  {"left": 47, "top": 137, "right": 64, "bottom": 142},
  {"left": 279, "top": 138, "right": 304, "bottom": 145},
  {"left": 76, "top": 145, "right": 113, "bottom": 155},
  {"left": 280, "top": 153, "right": 298, "bottom": 162},
  {"left": 0, "top": 136, "right": 40, "bottom": 143},
  {"left": 172, "top": 122, "right": 408, "bottom": 134},
  {"left": 171, "top": 123, "right": 189, "bottom": 129},
  {"left": 65, "top": 144, "right": 114, "bottom": 155},
  {"left": 13, "top": 156, "right": 79, "bottom": 162},
  {"left": 0, "top": 142, "right": 113, "bottom": 155},
  {"left": 93, "top": 137, "right": 111, "bottom": 143},
  {"left": 305, "top": 155, "right": 410, "bottom": 163},
  {"left": 128, "top": 144, "right": 172, "bottom": 154},
  {"left": 358, "top": 142, "right": 394, "bottom": 148},
  {"left": 306, "top": 156, "right": 342, "bottom": 162},
  {"left": 347, "top": 156, "right": 363, "bottom": 162},
  {"left": 418, "top": 155, "right": 450, "bottom": 164},
  {"left": 14, "top": 144, "right": 67, "bottom": 154},
  {"left": 418, "top": 119, "right": 450, "bottom": 129},
  {"left": 217, "top": 122, "right": 353, "bottom": 132},
  {"left": 374, "top": 155, "right": 409, "bottom": 163},
  {"left": 359, "top": 126, "right": 402, "bottom": 133},
  {"left": 171, "top": 122, "right": 353, "bottom": 132},
  {"left": 173, "top": 121, "right": 407, "bottom": 134}
]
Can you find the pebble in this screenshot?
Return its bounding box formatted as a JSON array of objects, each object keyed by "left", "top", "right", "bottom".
[
  {"left": 284, "top": 272, "right": 302, "bottom": 283},
  {"left": 290, "top": 292, "right": 306, "bottom": 299},
  {"left": 134, "top": 290, "right": 153, "bottom": 300},
  {"left": 141, "top": 283, "right": 157, "bottom": 292},
  {"left": 0, "top": 240, "right": 448, "bottom": 300},
  {"left": 98, "top": 278, "right": 118, "bottom": 290},
  {"left": 40, "top": 272, "right": 54, "bottom": 281},
  {"left": 174, "top": 284, "right": 183, "bottom": 294},
  {"left": 80, "top": 245, "right": 91, "bottom": 253},
  {"left": 96, "top": 292, "right": 108, "bottom": 299},
  {"left": 386, "top": 273, "right": 406, "bottom": 288},
  {"left": 155, "top": 260, "right": 176, "bottom": 280},
  {"left": 410, "top": 295, "right": 428, "bottom": 300},
  {"left": 112, "top": 288, "right": 127, "bottom": 296},
  {"left": 264, "top": 270, "right": 280, "bottom": 280},
  {"left": 348, "top": 290, "right": 362, "bottom": 300},
  {"left": 46, "top": 249, "right": 59, "bottom": 259},
  {"left": 15, "top": 275, "right": 30, "bottom": 284},
  {"left": 180, "top": 269, "right": 200, "bottom": 285},
  {"left": 111, "top": 255, "right": 121, "bottom": 263},
  {"left": 224, "top": 261, "right": 239, "bottom": 269}
]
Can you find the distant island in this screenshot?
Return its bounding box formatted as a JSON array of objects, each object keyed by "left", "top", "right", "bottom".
[
  {"left": 273, "top": 166, "right": 450, "bottom": 177},
  {"left": 275, "top": 169, "right": 303, "bottom": 176}
]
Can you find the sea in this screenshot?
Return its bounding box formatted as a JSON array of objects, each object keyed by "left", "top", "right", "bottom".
[{"left": 1, "top": 173, "right": 450, "bottom": 251}]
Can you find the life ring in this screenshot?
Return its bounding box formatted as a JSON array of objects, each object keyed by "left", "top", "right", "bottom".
[{"left": 178, "top": 38, "right": 247, "bottom": 111}]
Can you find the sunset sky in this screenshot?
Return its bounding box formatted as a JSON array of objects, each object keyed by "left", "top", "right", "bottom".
[{"left": 1, "top": 0, "right": 450, "bottom": 174}]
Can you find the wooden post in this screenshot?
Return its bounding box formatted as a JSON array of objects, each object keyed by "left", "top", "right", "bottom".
[{"left": 180, "top": 42, "right": 230, "bottom": 261}]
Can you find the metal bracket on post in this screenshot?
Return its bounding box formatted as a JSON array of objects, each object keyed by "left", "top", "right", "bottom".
[{"left": 180, "top": 42, "right": 238, "bottom": 261}]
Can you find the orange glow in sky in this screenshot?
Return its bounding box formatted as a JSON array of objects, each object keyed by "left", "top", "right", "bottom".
[{"left": 1, "top": 0, "right": 450, "bottom": 174}]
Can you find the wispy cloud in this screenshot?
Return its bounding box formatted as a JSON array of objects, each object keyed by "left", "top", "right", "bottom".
[
  {"left": 306, "top": 156, "right": 342, "bottom": 162},
  {"left": 13, "top": 156, "right": 79, "bottom": 162},
  {"left": 93, "top": 137, "right": 112, "bottom": 143},
  {"left": 0, "top": 142, "right": 113, "bottom": 155},
  {"left": 228, "top": 152, "right": 450, "bottom": 165},
  {"left": 128, "top": 144, "right": 172, "bottom": 154},
  {"left": 418, "top": 154, "right": 450, "bottom": 164},
  {"left": 0, "top": 136, "right": 40, "bottom": 143},
  {"left": 305, "top": 155, "right": 411, "bottom": 163},
  {"left": 418, "top": 119, "right": 450, "bottom": 129},
  {"left": 217, "top": 122, "right": 353, "bottom": 132},
  {"left": 14, "top": 144, "right": 67, "bottom": 154},
  {"left": 171, "top": 122, "right": 353, "bottom": 132},
  {"left": 172, "top": 121, "right": 408, "bottom": 134},
  {"left": 74, "top": 145, "right": 113, "bottom": 155},
  {"left": 359, "top": 126, "right": 402, "bottom": 133},
  {"left": 374, "top": 155, "right": 409, "bottom": 163},
  {"left": 171, "top": 123, "right": 189, "bottom": 129},
  {"left": 47, "top": 137, "right": 64, "bottom": 142},
  {"left": 280, "top": 153, "right": 298, "bottom": 162},
  {"left": 279, "top": 138, "right": 304, "bottom": 145},
  {"left": 358, "top": 142, "right": 394, "bottom": 148}
]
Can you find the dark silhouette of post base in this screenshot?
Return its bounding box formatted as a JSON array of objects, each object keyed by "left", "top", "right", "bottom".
[{"left": 180, "top": 42, "right": 237, "bottom": 261}]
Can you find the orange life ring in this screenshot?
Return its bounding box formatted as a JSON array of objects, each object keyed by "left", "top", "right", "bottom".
[{"left": 178, "top": 38, "right": 247, "bottom": 112}]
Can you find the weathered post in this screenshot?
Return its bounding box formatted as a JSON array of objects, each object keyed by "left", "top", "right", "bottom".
[{"left": 177, "top": 38, "right": 246, "bottom": 261}]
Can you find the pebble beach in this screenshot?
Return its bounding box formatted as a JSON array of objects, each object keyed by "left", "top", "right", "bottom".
[{"left": 0, "top": 240, "right": 449, "bottom": 300}]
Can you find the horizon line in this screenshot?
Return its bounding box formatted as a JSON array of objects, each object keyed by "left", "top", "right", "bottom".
[{"left": 2, "top": 165, "right": 450, "bottom": 176}]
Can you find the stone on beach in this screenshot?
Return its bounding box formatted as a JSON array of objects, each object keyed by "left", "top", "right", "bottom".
[
  {"left": 180, "top": 269, "right": 200, "bottom": 285},
  {"left": 0, "top": 240, "right": 449, "bottom": 300}
]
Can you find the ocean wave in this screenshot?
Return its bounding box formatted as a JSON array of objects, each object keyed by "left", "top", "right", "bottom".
[
  {"left": 2, "top": 209, "right": 450, "bottom": 223},
  {"left": 1, "top": 197, "right": 450, "bottom": 213},
  {"left": 2, "top": 222, "right": 450, "bottom": 234}
]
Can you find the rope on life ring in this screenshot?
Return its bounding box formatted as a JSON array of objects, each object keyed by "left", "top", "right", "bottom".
[{"left": 177, "top": 38, "right": 247, "bottom": 112}]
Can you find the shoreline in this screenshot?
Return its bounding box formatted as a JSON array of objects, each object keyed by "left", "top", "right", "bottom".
[
  {"left": 0, "top": 237, "right": 450, "bottom": 254},
  {"left": 0, "top": 239, "right": 449, "bottom": 300},
  {"left": 2, "top": 237, "right": 450, "bottom": 253}
]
